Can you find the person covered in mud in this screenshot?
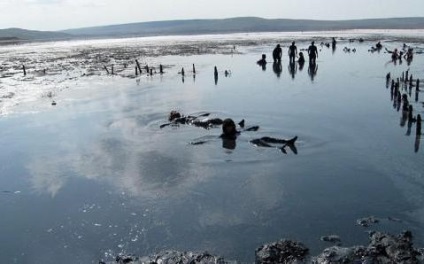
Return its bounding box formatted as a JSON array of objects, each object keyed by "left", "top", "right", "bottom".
[
  {"left": 219, "top": 118, "right": 298, "bottom": 153},
  {"left": 257, "top": 54, "right": 267, "bottom": 70},
  {"left": 404, "top": 48, "right": 413, "bottom": 62},
  {"left": 272, "top": 44, "right": 282, "bottom": 63},
  {"left": 160, "top": 110, "right": 225, "bottom": 129},
  {"left": 163, "top": 111, "right": 298, "bottom": 154},
  {"left": 288, "top": 41, "right": 298, "bottom": 63},
  {"left": 308, "top": 41, "right": 318, "bottom": 64},
  {"left": 298, "top": 52, "right": 305, "bottom": 69}
]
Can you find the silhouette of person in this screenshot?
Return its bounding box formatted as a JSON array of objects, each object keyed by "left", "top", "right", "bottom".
[
  {"left": 308, "top": 41, "right": 318, "bottom": 64},
  {"left": 288, "top": 41, "right": 297, "bottom": 63},
  {"left": 257, "top": 54, "right": 267, "bottom": 71},
  {"left": 220, "top": 119, "right": 298, "bottom": 153},
  {"left": 272, "top": 62, "right": 282, "bottom": 78},
  {"left": 298, "top": 52, "right": 305, "bottom": 71},
  {"left": 272, "top": 44, "right": 282, "bottom": 63},
  {"left": 332, "top": 37, "right": 337, "bottom": 54}
]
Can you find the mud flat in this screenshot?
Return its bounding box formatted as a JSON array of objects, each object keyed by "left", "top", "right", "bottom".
[{"left": 102, "top": 231, "right": 423, "bottom": 263}]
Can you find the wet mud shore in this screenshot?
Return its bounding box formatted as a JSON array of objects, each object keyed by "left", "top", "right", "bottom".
[{"left": 104, "top": 230, "right": 424, "bottom": 263}]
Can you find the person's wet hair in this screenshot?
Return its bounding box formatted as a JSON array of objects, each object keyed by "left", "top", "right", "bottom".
[
  {"left": 222, "top": 118, "right": 237, "bottom": 137},
  {"left": 169, "top": 110, "right": 181, "bottom": 121}
]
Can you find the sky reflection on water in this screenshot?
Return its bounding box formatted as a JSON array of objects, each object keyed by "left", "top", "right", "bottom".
[{"left": 0, "top": 36, "right": 424, "bottom": 263}]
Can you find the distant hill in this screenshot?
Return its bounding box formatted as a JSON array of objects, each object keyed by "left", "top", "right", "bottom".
[
  {"left": 1, "top": 17, "right": 424, "bottom": 42},
  {"left": 0, "top": 28, "right": 71, "bottom": 41},
  {"left": 61, "top": 17, "right": 424, "bottom": 38}
]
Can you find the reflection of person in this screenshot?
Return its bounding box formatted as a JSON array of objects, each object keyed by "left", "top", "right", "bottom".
[
  {"left": 272, "top": 62, "right": 282, "bottom": 78},
  {"left": 272, "top": 44, "right": 282, "bottom": 63},
  {"left": 288, "top": 42, "right": 297, "bottom": 63},
  {"left": 308, "top": 62, "right": 318, "bottom": 81},
  {"left": 308, "top": 41, "right": 318, "bottom": 64},
  {"left": 288, "top": 61, "right": 296, "bottom": 79}
]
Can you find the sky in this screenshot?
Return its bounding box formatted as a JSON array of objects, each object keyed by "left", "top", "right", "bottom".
[{"left": 0, "top": 0, "right": 423, "bottom": 31}]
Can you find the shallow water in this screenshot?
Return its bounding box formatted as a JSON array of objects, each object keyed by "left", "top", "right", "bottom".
[{"left": 1, "top": 34, "right": 424, "bottom": 263}]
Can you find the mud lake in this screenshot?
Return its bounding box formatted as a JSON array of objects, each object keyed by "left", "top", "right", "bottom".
[{"left": 1, "top": 31, "right": 424, "bottom": 263}]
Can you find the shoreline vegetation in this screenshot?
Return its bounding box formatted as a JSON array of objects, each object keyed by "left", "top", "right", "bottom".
[{"left": 1, "top": 17, "right": 424, "bottom": 43}]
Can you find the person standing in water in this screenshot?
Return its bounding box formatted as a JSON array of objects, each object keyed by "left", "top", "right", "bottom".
[
  {"left": 288, "top": 41, "right": 298, "bottom": 63},
  {"left": 308, "top": 41, "right": 318, "bottom": 64},
  {"left": 272, "top": 44, "right": 282, "bottom": 63}
]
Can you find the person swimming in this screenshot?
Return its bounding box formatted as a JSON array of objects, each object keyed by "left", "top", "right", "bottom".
[
  {"left": 163, "top": 111, "right": 297, "bottom": 154},
  {"left": 220, "top": 118, "right": 298, "bottom": 153},
  {"left": 160, "top": 111, "right": 225, "bottom": 129}
]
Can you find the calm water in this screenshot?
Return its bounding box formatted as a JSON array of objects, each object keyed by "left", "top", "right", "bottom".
[{"left": 1, "top": 36, "right": 424, "bottom": 263}]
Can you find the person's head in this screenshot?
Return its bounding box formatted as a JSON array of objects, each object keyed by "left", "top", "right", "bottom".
[
  {"left": 222, "top": 118, "right": 237, "bottom": 137},
  {"left": 262, "top": 54, "right": 266, "bottom": 60},
  {"left": 169, "top": 110, "right": 181, "bottom": 121},
  {"left": 292, "top": 41, "right": 295, "bottom": 46},
  {"left": 311, "top": 41, "right": 315, "bottom": 45},
  {"left": 299, "top": 52, "right": 304, "bottom": 57},
  {"left": 277, "top": 44, "right": 281, "bottom": 48}
]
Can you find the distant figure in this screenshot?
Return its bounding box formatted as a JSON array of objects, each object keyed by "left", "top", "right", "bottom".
[
  {"left": 257, "top": 54, "right": 267, "bottom": 71},
  {"left": 298, "top": 52, "right": 305, "bottom": 64},
  {"left": 272, "top": 44, "right": 282, "bottom": 63},
  {"left": 288, "top": 42, "right": 298, "bottom": 63},
  {"left": 332, "top": 37, "right": 337, "bottom": 53},
  {"left": 298, "top": 52, "right": 305, "bottom": 71},
  {"left": 405, "top": 48, "right": 413, "bottom": 63},
  {"left": 376, "top": 41, "right": 383, "bottom": 50},
  {"left": 391, "top": 48, "right": 399, "bottom": 61},
  {"left": 308, "top": 41, "right": 318, "bottom": 64}
]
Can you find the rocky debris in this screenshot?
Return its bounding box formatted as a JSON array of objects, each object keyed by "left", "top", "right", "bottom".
[
  {"left": 101, "top": 251, "right": 233, "bottom": 264},
  {"left": 255, "top": 240, "right": 309, "bottom": 264},
  {"left": 313, "top": 231, "right": 422, "bottom": 264},
  {"left": 320, "top": 235, "right": 341, "bottom": 244},
  {"left": 103, "top": 231, "right": 424, "bottom": 263},
  {"left": 356, "top": 216, "right": 379, "bottom": 227}
]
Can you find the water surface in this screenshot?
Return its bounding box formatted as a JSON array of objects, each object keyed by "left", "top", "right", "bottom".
[{"left": 1, "top": 34, "right": 424, "bottom": 263}]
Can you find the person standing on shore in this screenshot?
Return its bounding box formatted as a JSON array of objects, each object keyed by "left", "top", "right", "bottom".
[
  {"left": 288, "top": 41, "right": 297, "bottom": 63},
  {"left": 308, "top": 41, "right": 318, "bottom": 64}
]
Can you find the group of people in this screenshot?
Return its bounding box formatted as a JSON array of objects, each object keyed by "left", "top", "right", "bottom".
[{"left": 257, "top": 41, "right": 319, "bottom": 66}]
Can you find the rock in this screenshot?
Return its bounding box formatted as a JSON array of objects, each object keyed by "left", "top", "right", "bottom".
[
  {"left": 356, "top": 216, "right": 379, "bottom": 227},
  {"left": 320, "top": 235, "right": 341, "bottom": 243},
  {"left": 255, "top": 240, "right": 309, "bottom": 264}
]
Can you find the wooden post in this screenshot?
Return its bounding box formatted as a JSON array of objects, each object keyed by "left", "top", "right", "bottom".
[
  {"left": 23, "top": 65, "right": 26, "bottom": 76},
  {"left": 417, "top": 114, "right": 422, "bottom": 136},
  {"left": 111, "top": 65, "right": 114, "bottom": 75},
  {"left": 104, "top": 66, "right": 110, "bottom": 75},
  {"left": 193, "top": 64, "right": 196, "bottom": 75},
  {"left": 135, "top": 60, "right": 142, "bottom": 74},
  {"left": 417, "top": 79, "right": 420, "bottom": 91},
  {"left": 181, "top": 67, "right": 185, "bottom": 77},
  {"left": 150, "top": 69, "right": 153, "bottom": 76},
  {"left": 160, "top": 64, "right": 164, "bottom": 74},
  {"left": 135, "top": 66, "right": 138, "bottom": 76}
]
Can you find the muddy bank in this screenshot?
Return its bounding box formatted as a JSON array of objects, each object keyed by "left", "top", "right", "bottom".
[{"left": 102, "top": 231, "right": 424, "bottom": 264}]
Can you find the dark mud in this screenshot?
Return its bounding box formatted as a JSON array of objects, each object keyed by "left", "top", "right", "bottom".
[{"left": 102, "top": 231, "right": 424, "bottom": 263}]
